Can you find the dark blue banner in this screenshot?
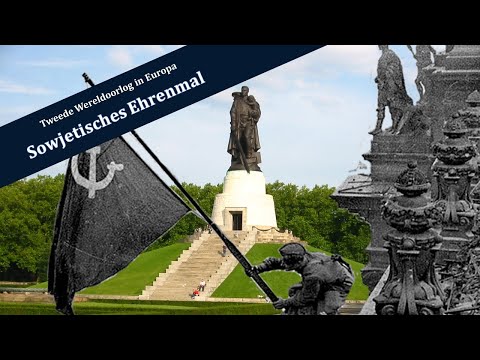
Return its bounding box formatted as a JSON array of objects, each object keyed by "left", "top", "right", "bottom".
[{"left": 0, "top": 45, "right": 324, "bottom": 188}]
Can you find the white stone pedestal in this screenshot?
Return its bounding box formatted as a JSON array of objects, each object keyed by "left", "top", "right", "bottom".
[{"left": 211, "top": 170, "right": 277, "bottom": 231}]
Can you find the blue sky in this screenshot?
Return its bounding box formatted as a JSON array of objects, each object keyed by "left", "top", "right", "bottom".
[{"left": 0, "top": 45, "right": 445, "bottom": 188}]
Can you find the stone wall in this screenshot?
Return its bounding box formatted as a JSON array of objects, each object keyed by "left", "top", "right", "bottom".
[{"left": 254, "top": 228, "right": 306, "bottom": 245}]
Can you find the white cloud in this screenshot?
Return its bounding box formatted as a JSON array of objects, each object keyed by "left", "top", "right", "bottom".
[
  {"left": 253, "top": 74, "right": 289, "bottom": 91},
  {"left": 316, "top": 45, "right": 379, "bottom": 75},
  {"left": 0, "top": 80, "right": 53, "bottom": 95},
  {"left": 139, "top": 45, "right": 166, "bottom": 56},
  {"left": 106, "top": 45, "right": 182, "bottom": 70},
  {"left": 107, "top": 46, "right": 134, "bottom": 69},
  {"left": 274, "top": 79, "right": 349, "bottom": 109},
  {"left": 211, "top": 89, "right": 235, "bottom": 104},
  {"left": 241, "top": 46, "right": 379, "bottom": 93},
  {"left": 19, "top": 58, "right": 90, "bottom": 68},
  {"left": 279, "top": 45, "right": 379, "bottom": 78},
  {"left": 0, "top": 105, "right": 42, "bottom": 125}
]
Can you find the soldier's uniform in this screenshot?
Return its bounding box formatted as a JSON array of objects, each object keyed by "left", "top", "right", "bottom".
[{"left": 254, "top": 243, "right": 354, "bottom": 315}]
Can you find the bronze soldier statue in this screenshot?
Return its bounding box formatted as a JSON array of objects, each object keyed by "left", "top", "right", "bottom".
[
  {"left": 369, "top": 45, "right": 413, "bottom": 135},
  {"left": 246, "top": 243, "right": 354, "bottom": 315},
  {"left": 227, "top": 86, "right": 262, "bottom": 171}
]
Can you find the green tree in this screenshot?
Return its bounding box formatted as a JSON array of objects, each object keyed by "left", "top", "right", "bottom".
[
  {"left": 0, "top": 175, "right": 370, "bottom": 282},
  {"left": 0, "top": 174, "right": 64, "bottom": 281},
  {"left": 266, "top": 181, "right": 370, "bottom": 263}
]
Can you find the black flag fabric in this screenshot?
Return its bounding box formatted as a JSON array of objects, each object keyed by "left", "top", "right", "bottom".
[{"left": 48, "top": 136, "right": 191, "bottom": 315}]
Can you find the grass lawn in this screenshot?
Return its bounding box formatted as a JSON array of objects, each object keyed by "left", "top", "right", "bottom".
[
  {"left": 29, "top": 243, "right": 190, "bottom": 295},
  {"left": 27, "top": 242, "right": 368, "bottom": 301},
  {"left": 0, "top": 300, "right": 279, "bottom": 315},
  {"left": 212, "top": 243, "right": 369, "bottom": 300}
]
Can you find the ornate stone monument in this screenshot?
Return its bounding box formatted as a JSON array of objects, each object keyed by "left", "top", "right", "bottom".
[
  {"left": 211, "top": 86, "right": 277, "bottom": 231},
  {"left": 373, "top": 163, "right": 444, "bottom": 315},
  {"left": 333, "top": 45, "right": 480, "bottom": 290},
  {"left": 333, "top": 45, "right": 480, "bottom": 291},
  {"left": 333, "top": 46, "right": 434, "bottom": 291}
]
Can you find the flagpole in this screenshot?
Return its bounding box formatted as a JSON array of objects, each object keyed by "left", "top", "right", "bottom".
[
  {"left": 129, "top": 131, "right": 279, "bottom": 303},
  {"left": 82, "top": 74, "right": 279, "bottom": 303}
]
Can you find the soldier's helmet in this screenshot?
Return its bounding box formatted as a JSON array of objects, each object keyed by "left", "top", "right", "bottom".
[
  {"left": 279, "top": 243, "right": 306, "bottom": 266},
  {"left": 279, "top": 243, "right": 306, "bottom": 256}
]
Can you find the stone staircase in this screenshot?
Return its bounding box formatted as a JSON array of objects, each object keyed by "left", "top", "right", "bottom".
[
  {"left": 196, "top": 230, "right": 257, "bottom": 300},
  {"left": 140, "top": 230, "right": 254, "bottom": 301}
]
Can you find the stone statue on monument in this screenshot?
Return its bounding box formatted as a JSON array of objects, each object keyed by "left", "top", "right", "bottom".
[
  {"left": 369, "top": 45, "right": 413, "bottom": 135},
  {"left": 227, "top": 86, "right": 262, "bottom": 172},
  {"left": 407, "top": 45, "right": 437, "bottom": 103}
]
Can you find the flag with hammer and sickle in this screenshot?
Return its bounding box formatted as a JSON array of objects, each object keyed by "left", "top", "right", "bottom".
[{"left": 47, "top": 136, "right": 191, "bottom": 315}]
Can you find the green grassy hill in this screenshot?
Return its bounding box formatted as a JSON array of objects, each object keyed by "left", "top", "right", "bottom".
[
  {"left": 212, "top": 243, "right": 368, "bottom": 300},
  {"left": 30, "top": 242, "right": 368, "bottom": 300},
  {"left": 30, "top": 243, "right": 190, "bottom": 295}
]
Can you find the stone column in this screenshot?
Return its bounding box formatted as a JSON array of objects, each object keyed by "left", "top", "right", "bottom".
[
  {"left": 374, "top": 162, "right": 444, "bottom": 315},
  {"left": 432, "top": 115, "right": 477, "bottom": 262}
]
